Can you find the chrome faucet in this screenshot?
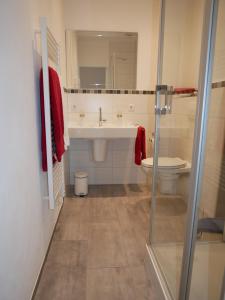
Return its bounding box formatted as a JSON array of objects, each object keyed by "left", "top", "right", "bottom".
[
  {"left": 99, "top": 107, "right": 106, "bottom": 126},
  {"left": 99, "top": 107, "right": 102, "bottom": 126}
]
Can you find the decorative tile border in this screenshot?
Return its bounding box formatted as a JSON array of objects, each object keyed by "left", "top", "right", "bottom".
[
  {"left": 64, "top": 88, "right": 155, "bottom": 94},
  {"left": 64, "top": 80, "right": 225, "bottom": 95},
  {"left": 212, "top": 80, "right": 225, "bottom": 89}
]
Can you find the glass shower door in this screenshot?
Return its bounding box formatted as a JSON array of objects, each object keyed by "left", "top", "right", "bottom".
[
  {"left": 149, "top": 0, "right": 205, "bottom": 298},
  {"left": 186, "top": 1, "right": 225, "bottom": 299}
]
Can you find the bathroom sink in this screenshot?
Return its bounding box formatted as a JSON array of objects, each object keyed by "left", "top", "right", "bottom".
[
  {"left": 68, "top": 122, "right": 138, "bottom": 139},
  {"left": 68, "top": 122, "right": 138, "bottom": 162}
]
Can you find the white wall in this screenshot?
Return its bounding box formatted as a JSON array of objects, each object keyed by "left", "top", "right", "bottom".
[
  {"left": 0, "top": 1, "right": 66, "bottom": 299},
  {"left": 158, "top": 0, "right": 203, "bottom": 87},
  {"left": 150, "top": 0, "right": 204, "bottom": 88},
  {"left": 63, "top": 0, "right": 153, "bottom": 89}
]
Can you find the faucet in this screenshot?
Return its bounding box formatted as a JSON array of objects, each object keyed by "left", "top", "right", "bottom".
[
  {"left": 99, "top": 107, "right": 106, "bottom": 126},
  {"left": 99, "top": 107, "right": 102, "bottom": 126}
]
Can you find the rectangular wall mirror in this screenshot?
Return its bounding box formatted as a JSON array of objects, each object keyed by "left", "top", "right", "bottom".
[{"left": 66, "top": 30, "right": 138, "bottom": 90}]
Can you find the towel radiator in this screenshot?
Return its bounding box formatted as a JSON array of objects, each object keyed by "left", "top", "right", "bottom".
[{"left": 39, "top": 17, "right": 65, "bottom": 209}]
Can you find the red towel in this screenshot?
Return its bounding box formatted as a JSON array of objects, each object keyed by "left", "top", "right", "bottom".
[
  {"left": 174, "top": 87, "right": 196, "bottom": 94},
  {"left": 40, "top": 67, "right": 65, "bottom": 171},
  {"left": 135, "top": 126, "right": 146, "bottom": 165}
]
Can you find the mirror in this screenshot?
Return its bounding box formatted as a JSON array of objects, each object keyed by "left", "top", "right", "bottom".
[{"left": 66, "top": 30, "right": 138, "bottom": 90}]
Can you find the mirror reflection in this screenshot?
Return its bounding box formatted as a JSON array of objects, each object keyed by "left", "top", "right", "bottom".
[{"left": 66, "top": 30, "right": 138, "bottom": 89}]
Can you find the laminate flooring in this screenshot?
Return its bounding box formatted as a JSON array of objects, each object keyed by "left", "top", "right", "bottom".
[{"left": 34, "top": 184, "right": 187, "bottom": 300}]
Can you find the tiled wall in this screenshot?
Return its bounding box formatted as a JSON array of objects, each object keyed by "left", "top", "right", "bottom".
[
  {"left": 67, "top": 93, "right": 155, "bottom": 185},
  {"left": 160, "top": 96, "right": 197, "bottom": 162},
  {"left": 158, "top": 87, "right": 225, "bottom": 214},
  {"left": 200, "top": 87, "right": 225, "bottom": 217},
  {"left": 65, "top": 92, "right": 198, "bottom": 190},
  {"left": 200, "top": 0, "right": 225, "bottom": 217},
  {"left": 158, "top": 96, "right": 197, "bottom": 202},
  {"left": 69, "top": 139, "right": 148, "bottom": 185}
]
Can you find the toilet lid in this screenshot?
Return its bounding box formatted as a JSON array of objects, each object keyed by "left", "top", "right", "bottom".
[{"left": 141, "top": 157, "right": 186, "bottom": 169}]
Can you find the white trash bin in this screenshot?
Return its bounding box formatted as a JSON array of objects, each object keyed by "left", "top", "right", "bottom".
[{"left": 74, "top": 171, "right": 88, "bottom": 196}]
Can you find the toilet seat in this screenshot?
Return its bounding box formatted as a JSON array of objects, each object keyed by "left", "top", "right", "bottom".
[
  {"left": 141, "top": 157, "right": 186, "bottom": 169},
  {"left": 141, "top": 157, "right": 191, "bottom": 194}
]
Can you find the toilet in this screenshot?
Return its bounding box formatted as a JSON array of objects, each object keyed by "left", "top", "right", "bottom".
[{"left": 141, "top": 157, "right": 191, "bottom": 194}]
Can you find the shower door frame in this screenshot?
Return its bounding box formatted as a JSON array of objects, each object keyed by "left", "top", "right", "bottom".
[
  {"left": 147, "top": 0, "right": 219, "bottom": 299},
  {"left": 179, "top": 0, "right": 218, "bottom": 298}
]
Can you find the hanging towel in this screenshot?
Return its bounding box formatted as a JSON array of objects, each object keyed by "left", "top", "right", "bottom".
[
  {"left": 174, "top": 87, "right": 196, "bottom": 94},
  {"left": 135, "top": 126, "right": 146, "bottom": 165},
  {"left": 40, "top": 67, "right": 65, "bottom": 172}
]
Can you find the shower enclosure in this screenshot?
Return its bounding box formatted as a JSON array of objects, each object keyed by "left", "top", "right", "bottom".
[{"left": 147, "top": 0, "right": 225, "bottom": 299}]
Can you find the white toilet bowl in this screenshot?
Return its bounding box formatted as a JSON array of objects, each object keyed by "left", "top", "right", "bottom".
[{"left": 141, "top": 157, "right": 191, "bottom": 194}]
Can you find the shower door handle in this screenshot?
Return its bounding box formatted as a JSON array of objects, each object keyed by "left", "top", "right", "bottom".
[{"left": 155, "top": 85, "right": 173, "bottom": 115}]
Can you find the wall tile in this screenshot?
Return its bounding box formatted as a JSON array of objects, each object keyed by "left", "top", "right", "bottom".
[
  {"left": 113, "top": 167, "right": 146, "bottom": 184},
  {"left": 70, "top": 148, "right": 113, "bottom": 169},
  {"left": 112, "top": 139, "right": 135, "bottom": 150},
  {"left": 172, "top": 97, "right": 197, "bottom": 116},
  {"left": 112, "top": 94, "right": 154, "bottom": 114},
  {"left": 199, "top": 87, "right": 225, "bottom": 217},
  {"left": 112, "top": 150, "right": 136, "bottom": 168},
  {"left": 68, "top": 94, "right": 113, "bottom": 113},
  {"left": 68, "top": 112, "right": 113, "bottom": 125},
  {"left": 70, "top": 150, "right": 91, "bottom": 168},
  {"left": 89, "top": 168, "right": 113, "bottom": 185},
  {"left": 209, "top": 87, "right": 225, "bottom": 118},
  {"left": 69, "top": 139, "right": 91, "bottom": 150}
]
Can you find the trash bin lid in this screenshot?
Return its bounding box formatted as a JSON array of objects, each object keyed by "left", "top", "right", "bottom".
[{"left": 75, "top": 171, "right": 88, "bottom": 178}]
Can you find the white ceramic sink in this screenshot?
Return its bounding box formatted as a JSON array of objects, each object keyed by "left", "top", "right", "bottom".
[
  {"left": 68, "top": 122, "right": 138, "bottom": 161},
  {"left": 68, "top": 122, "right": 138, "bottom": 139}
]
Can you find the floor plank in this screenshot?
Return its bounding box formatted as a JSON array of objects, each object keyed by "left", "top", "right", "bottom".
[
  {"left": 34, "top": 265, "right": 86, "bottom": 300},
  {"left": 45, "top": 240, "right": 88, "bottom": 268},
  {"left": 87, "top": 222, "right": 128, "bottom": 268}
]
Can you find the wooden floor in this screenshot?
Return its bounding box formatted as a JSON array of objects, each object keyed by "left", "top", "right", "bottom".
[{"left": 33, "top": 184, "right": 186, "bottom": 300}]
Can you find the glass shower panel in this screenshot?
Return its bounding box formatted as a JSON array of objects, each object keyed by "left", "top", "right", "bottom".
[
  {"left": 189, "top": 1, "right": 225, "bottom": 299},
  {"left": 150, "top": 0, "right": 205, "bottom": 299}
]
